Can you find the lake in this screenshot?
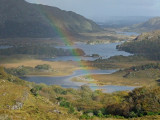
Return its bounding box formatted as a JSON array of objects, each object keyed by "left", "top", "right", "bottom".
[
  {"left": 23, "top": 41, "right": 136, "bottom": 93},
  {"left": 43, "top": 42, "right": 132, "bottom": 61},
  {"left": 22, "top": 69, "right": 136, "bottom": 93}
]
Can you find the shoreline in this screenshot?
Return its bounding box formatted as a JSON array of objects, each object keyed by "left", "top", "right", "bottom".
[{"left": 71, "top": 73, "right": 141, "bottom": 87}]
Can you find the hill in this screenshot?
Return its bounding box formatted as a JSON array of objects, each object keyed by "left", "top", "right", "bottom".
[
  {"left": 125, "top": 17, "right": 160, "bottom": 32},
  {"left": 0, "top": 0, "right": 101, "bottom": 38},
  {"left": 117, "top": 30, "right": 160, "bottom": 60},
  {"left": 138, "top": 17, "right": 160, "bottom": 30}
]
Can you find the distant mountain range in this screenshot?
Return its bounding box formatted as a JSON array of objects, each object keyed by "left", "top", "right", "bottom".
[
  {"left": 0, "top": 0, "right": 101, "bottom": 38},
  {"left": 96, "top": 16, "right": 151, "bottom": 28},
  {"left": 124, "top": 17, "right": 160, "bottom": 32}
]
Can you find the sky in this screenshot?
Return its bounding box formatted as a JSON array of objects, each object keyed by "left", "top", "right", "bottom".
[{"left": 26, "top": 0, "right": 160, "bottom": 21}]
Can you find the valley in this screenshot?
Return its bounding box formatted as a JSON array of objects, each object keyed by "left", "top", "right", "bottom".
[
  {"left": 0, "top": 0, "right": 160, "bottom": 119},
  {"left": 1, "top": 34, "right": 160, "bottom": 91},
  {"left": 1, "top": 24, "right": 160, "bottom": 119}
]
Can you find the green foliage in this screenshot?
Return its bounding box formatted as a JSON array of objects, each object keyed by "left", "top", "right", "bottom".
[
  {"left": 0, "top": 67, "right": 26, "bottom": 85},
  {"left": 129, "top": 111, "right": 138, "bottom": 118},
  {"left": 5, "top": 64, "right": 53, "bottom": 77},
  {"left": 5, "top": 66, "right": 33, "bottom": 77},
  {"left": 97, "top": 111, "right": 104, "bottom": 118},
  {"left": 30, "top": 85, "right": 43, "bottom": 96},
  {"left": 106, "top": 87, "right": 160, "bottom": 118},
  {"left": 147, "top": 112, "right": 160, "bottom": 115},
  {"left": 1, "top": 68, "right": 160, "bottom": 119},
  {"left": 59, "top": 99, "right": 75, "bottom": 114},
  {"left": 80, "top": 114, "right": 94, "bottom": 119},
  {"left": 0, "top": 66, "right": 8, "bottom": 78},
  {"left": 60, "top": 101, "right": 71, "bottom": 108},
  {"left": 53, "top": 86, "right": 68, "bottom": 95},
  {"left": 105, "top": 114, "right": 125, "bottom": 119},
  {"left": 117, "top": 34, "right": 160, "bottom": 60},
  {"left": 35, "top": 64, "right": 51, "bottom": 70}
]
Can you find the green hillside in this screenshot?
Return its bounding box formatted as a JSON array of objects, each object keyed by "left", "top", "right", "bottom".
[{"left": 0, "top": 66, "right": 160, "bottom": 119}]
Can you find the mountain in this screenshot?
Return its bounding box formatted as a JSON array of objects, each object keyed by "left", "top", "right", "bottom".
[
  {"left": 0, "top": 0, "right": 101, "bottom": 38},
  {"left": 96, "top": 16, "right": 151, "bottom": 28},
  {"left": 117, "top": 30, "right": 160, "bottom": 60},
  {"left": 137, "top": 17, "right": 160, "bottom": 29},
  {"left": 125, "top": 17, "right": 160, "bottom": 32}
]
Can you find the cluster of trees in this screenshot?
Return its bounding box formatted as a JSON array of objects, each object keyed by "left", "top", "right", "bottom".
[
  {"left": 0, "top": 45, "right": 85, "bottom": 57},
  {"left": 5, "top": 64, "right": 52, "bottom": 77},
  {"left": 30, "top": 83, "right": 160, "bottom": 119},
  {"left": 5, "top": 66, "right": 33, "bottom": 77},
  {"left": 29, "top": 84, "right": 126, "bottom": 118},
  {"left": 35, "top": 64, "right": 51, "bottom": 70},
  {"left": 106, "top": 87, "right": 160, "bottom": 117},
  {"left": 117, "top": 39, "right": 160, "bottom": 60}
]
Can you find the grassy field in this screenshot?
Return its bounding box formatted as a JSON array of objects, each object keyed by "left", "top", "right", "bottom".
[
  {"left": 0, "top": 55, "right": 96, "bottom": 76},
  {"left": 2, "top": 55, "right": 160, "bottom": 88},
  {"left": 2, "top": 60, "right": 80, "bottom": 76}
]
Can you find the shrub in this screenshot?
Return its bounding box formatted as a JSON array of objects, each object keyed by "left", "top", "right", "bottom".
[{"left": 35, "top": 64, "right": 51, "bottom": 70}]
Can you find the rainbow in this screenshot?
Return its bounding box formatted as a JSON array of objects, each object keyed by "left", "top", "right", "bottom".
[{"left": 36, "top": 6, "right": 98, "bottom": 89}]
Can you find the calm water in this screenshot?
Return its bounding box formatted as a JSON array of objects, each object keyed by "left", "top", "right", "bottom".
[
  {"left": 23, "top": 40, "right": 136, "bottom": 92},
  {"left": 22, "top": 69, "right": 136, "bottom": 93},
  {"left": 43, "top": 42, "right": 131, "bottom": 61},
  {"left": 0, "top": 45, "right": 12, "bottom": 49}
]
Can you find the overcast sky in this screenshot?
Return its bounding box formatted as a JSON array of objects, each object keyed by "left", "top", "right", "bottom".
[{"left": 26, "top": 0, "right": 160, "bottom": 21}]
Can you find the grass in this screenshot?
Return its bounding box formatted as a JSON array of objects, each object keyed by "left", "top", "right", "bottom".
[
  {"left": 0, "top": 68, "right": 160, "bottom": 120},
  {"left": 0, "top": 79, "right": 28, "bottom": 110},
  {"left": 2, "top": 55, "right": 160, "bottom": 87},
  {"left": 0, "top": 55, "right": 96, "bottom": 77},
  {"left": 0, "top": 79, "right": 160, "bottom": 120},
  {"left": 0, "top": 79, "right": 79, "bottom": 120},
  {"left": 1, "top": 57, "right": 80, "bottom": 77}
]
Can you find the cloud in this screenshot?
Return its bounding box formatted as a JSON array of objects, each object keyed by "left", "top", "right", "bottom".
[{"left": 26, "top": 0, "right": 160, "bottom": 19}]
